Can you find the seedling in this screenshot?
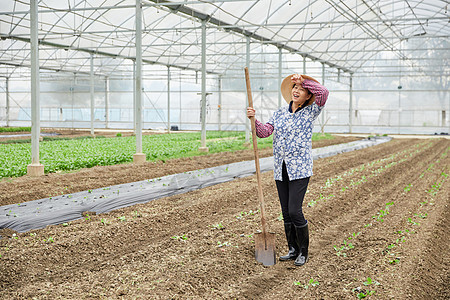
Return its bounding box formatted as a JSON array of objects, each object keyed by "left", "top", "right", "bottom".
[
  {"left": 44, "top": 236, "right": 54, "bottom": 243},
  {"left": 100, "top": 218, "right": 110, "bottom": 225},
  {"left": 171, "top": 234, "right": 188, "bottom": 241},
  {"left": 407, "top": 217, "right": 419, "bottom": 226},
  {"left": 363, "top": 277, "right": 380, "bottom": 286},
  {"left": 236, "top": 209, "right": 259, "bottom": 220},
  {"left": 373, "top": 202, "right": 394, "bottom": 222},
  {"left": 334, "top": 240, "right": 354, "bottom": 257},
  {"left": 277, "top": 213, "right": 283, "bottom": 221},
  {"left": 210, "top": 223, "right": 224, "bottom": 230},
  {"left": 356, "top": 290, "right": 375, "bottom": 299},
  {"left": 403, "top": 184, "right": 412, "bottom": 192},
  {"left": 348, "top": 232, "right": 361, "bottom": 240},
  {"left": 387, "top": 243, "right": 395, "bottom": 250},
  {"left": 414, "top": 213, "right": 427, "bottom": 219},
  {"left": 388, "top": 254, "right": 400, "bottom": 265},
  {"left": 217, "top": 241, "right": 234, "bottom": 247},
  {"left": 118, "top": 216, "right": 127, "bottom": 222},
  {"left": 294, "top": 278, "right": 319, "bottom": 289}
]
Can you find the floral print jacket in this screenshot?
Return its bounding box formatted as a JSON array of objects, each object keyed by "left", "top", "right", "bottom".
[{"left": 255, "top": 79, "right": 329, "bottom": 181}]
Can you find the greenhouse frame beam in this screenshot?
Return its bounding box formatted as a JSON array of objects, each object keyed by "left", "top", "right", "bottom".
[
  {"left": 11, "top": 46, "right": 446, "bottom": 56},
  {"left": 0, "top": 35, "right": 220, "bottom": 75},
  {"left": 0, "top": 0, "right": 251, "bottom": 15},
  {"left": 146, "top": 0, "right": 353, "bottom": 74},
  {"left": 124, "top": 34, "right": 447, "bottom": 48},
  {"left": 0, "top": 61, "right": 102, "bottom": 77},
  {"left": 5, "top": 16, "right": 444, "bottom": 38}
]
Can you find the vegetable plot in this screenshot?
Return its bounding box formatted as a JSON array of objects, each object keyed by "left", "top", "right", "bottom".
[
  {"left": 0, "top": 138, "right": 448, "bottom": 299},
  {"left": 0, "top": 131, "right": 279, "bottom": 178}
]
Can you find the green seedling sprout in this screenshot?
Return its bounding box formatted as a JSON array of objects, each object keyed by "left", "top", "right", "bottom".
[
  {"left": 45, "top": 236, "right": 54, "bottom": 243},
  {"left": 294, "top": 278, "right": 319, "bottom": 289},
  {"left": 211, "top": 223, "right": 224, "bottom": 230},
  {"left": 277, "top": 213, "right": 283, "bottom": 221},
  {"left": 171, "top": 234, "right": 188, "bottom": 242},
  {"left": 363, "top": 277, "right": 380, "bottom": 286},
  {"left": 100, "top": 218, "right": 110, "bottom": 225}
]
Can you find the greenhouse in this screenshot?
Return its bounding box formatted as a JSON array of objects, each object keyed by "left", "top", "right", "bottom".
[
  {"left": 1, "top": 0, "right": 448, "bottom": 133},
  {"left": 0, "top": 1, "right": 449, "bottom": 299}
]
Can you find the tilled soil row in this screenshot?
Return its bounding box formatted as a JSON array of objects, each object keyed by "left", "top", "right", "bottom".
[
  {"left": 0, "top": 138, "right": 448, "bottom": 299},
  {"left": 234, "top": 139, "right": 449, "bottom": 299},
  {"left": 0, "top": 138, "right": 402, "bottom": 297}
]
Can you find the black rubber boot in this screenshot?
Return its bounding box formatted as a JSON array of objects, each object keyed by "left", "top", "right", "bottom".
[
  {"left": 279, "top": 222, "right": 299, "bottom": 261},
  {"left": 294, "top": 223, "right": 309, "bottom": 266}
]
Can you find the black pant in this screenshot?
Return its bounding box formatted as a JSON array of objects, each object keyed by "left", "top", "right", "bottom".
[{"left": 275, "top": 161, "right": 310, "bottom": 227}]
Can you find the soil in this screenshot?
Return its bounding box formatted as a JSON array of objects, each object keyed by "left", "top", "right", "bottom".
[{"left": 0, "top": 134, "right": 448, "bottom": 299}]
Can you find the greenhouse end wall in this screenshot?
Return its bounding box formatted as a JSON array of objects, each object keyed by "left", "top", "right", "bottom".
[{"left": 0, "top": 74, "right": 448, "bottom": 135}]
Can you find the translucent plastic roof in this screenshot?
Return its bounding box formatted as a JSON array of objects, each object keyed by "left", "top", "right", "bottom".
[{"left": 0, "top": 0, "right": 448, "bottom": 79}]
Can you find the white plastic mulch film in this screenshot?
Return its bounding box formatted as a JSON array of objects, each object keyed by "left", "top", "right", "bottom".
[{"left": 0, "top": 0, "right": 448, "bottom": 134}]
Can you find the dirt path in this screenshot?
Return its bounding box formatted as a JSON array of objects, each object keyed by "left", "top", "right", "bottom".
[{"left": 0, "top": 137, "right": 448, "bottom": 299}]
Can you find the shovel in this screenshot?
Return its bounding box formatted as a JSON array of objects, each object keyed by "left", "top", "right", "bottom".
[{"left": 244, "top": 67, "right": 276, "bottom": 266}]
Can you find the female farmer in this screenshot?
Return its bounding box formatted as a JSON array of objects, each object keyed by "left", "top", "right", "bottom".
[{"left": 246, "top": 74, "right": 329, "bottom": 266}]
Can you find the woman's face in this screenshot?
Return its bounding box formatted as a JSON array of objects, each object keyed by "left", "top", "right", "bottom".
[{"left": 291, "top": 84, "right": 311, "bottom": 106}]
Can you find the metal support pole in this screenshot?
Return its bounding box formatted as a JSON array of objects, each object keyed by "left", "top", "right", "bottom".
[
  {"left": 303, "top": 56, "right": 306, "bottom": 74},
  {"left": 199, "top": 19, "right": 208, "bottom": 152},
  {"left": 321, "top": 62, "right": 325, "bottom": 129},
  {"left": 398, "top": 88, "right": 401, "bottom": 134},
  {"left": 278, "top": 47, "right": 282, "bottom": 108},
  {"left": 245, "top": 36, "right": 250, "bottom": 143},
  {"left": 167, "top": 66, "right": 171, "bottom": 132},
  {"left": 90, "top": 54, "right": 95, "bottom": 136},
  {"left": 5, "top": 77, "right": 9, "bottom": 127},
  {"left": 218, "top": 75, "right": 222, "bottom": 131},
  {"left": 105, "top": 76, "right": 109, "bottom": 128},
  {"left": 448, "top": 92, "right": 450, "bottom": 134},
  {"left": 133, "top": 60, "right": 136, "bottom": 133},
  {"left": 179, "top": 71, "right": 182, "bottom": 130},
  {"left": 133, "top": 0, "right": 145, "bottom": 163},
  {"left": 27, "top": 0, "right": 44, "bottom": 176},
  {"left": 349, "top": 74, "right": 353, "bottom": 133}
]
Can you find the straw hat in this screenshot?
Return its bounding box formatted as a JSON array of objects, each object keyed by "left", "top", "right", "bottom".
[{"left": 280, "top": 74, "right": 320, "bottom": 106}]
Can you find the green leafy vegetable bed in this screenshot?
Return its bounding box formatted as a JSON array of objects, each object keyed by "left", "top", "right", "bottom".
[{"left": 0, "top": 131, "right": 333, "bottom": 178}]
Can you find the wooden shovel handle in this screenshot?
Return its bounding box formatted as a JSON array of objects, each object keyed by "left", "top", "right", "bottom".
[{"left": 244, "top": 67, "right": 269, "bottom": 236}]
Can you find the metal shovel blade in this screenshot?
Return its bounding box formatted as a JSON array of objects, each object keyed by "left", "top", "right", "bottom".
[{"left": 254, "top": 232, "right": 276, "bottom": 266}]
